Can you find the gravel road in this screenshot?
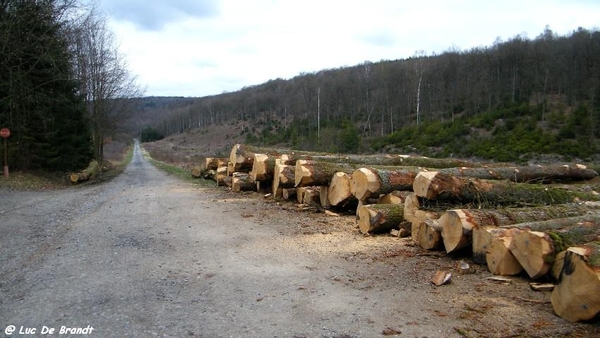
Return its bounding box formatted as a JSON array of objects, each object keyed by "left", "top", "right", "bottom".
[{"left": 1, "top": 142, "right": 599, "bottom": 337}]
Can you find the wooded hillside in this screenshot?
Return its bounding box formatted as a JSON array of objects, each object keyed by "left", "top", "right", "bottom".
[{"left": 136, "top": 27, "right": 600, "bottom": 162}]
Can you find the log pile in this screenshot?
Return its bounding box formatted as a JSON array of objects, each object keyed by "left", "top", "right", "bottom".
[{"left": 190, "top": 144, "right": 600, "bottom": 322}]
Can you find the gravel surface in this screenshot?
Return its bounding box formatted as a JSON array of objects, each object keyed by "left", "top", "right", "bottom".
[{"left": 2, "top": 142, "right": 600, "bottom": 337}]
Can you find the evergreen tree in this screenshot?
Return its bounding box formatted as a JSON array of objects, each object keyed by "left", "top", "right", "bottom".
[{"left": 0, "top": 0, "right": 92, "bottom": 171}]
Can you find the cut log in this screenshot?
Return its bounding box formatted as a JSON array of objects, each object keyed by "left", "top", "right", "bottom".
[
  {"left": 282, "top": 188, "right": 297, "bottom": 200},
  {"left": 327, "top": 172, "right": 357, "bottom": 207},
  {"left": 417, "top": 219, "right": 443, "bottom": 250},
  {"left": 296, "top": 153, "right": 476, "bottom": 168},
  {"left": 350, "top": 167, "right": 418, "bottom": 201},
  {"left": 295, "top": 160, "right": 356, "bottom": 187},
  {"left": 486, "top": 229, "right": 523, "bottom": 276},
  {"left": 296, "top": 187, "right": 308, "bottom": 204},
  {"left": 223, "top": 176, "right": 232, "bottom": 187},
  {"left": 319, "top": 186, "right": 331, "bottom": 208},
  {"left": 404, "top": 193, "right": 440, "bottom": 242},
  {"left": 509, "top": 214, "right": 600, "bottom": 279},
  {"left": 473, "top": 227, "right": 517, "bottom": 265},
  {"left": 232, "top": 172, "right": 255, "bottom": 192},
  {"left": 229, "top": 144, "right": 254, "bottom": 172},
  {"left": 404, "top": 193, "right": 421, "bottom": 225},
  {"left": 227, "top": 161, "right": 234, "bottom": 176},
  {"left": 438, "top": 210, "right": 477, "bottom": 253},
  {"left": 413, "top": 171, "right": 599, "bottom": 206},
  {"left": 191, "top": 166, "right": 202, "bottom": 178},
  {"left": 551, "top": 243, "right": 600, "bottom": 322},
  {"left": 438, "top": 164, "right": 598, "bottom": 183},
  {"left": 69, "top": 160, "right": 99, "bottom": 184},
  {"left": 205, "top": 157, "right": 227, "bottom": 171},
  {"left": 302, "top": 188, "right": 320, "bottom": 206},
  {"left": 272, "top": 163, "right": 296, "bottom": 193},
  {"left": 377, "top": 190, "right": 412, "bottom": 204},
  {"left": 249, "top": 153, "right": 270, "bottom": 182},
  {"left": 249, "top": 154, "right": 295, "bottom": 182},
  {"left": 216, "top": 163, "right": 228, "bottom": 186},
  {"left": 438, "top": 204, "right": 594, "bottom": 254},
  {"left": 356, "top": 204, "right": 404, "bottom": 234}
]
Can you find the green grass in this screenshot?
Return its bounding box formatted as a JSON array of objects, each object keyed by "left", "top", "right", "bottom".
[{"left": 141, "top": 146, "right": 215, "bottom": 187}]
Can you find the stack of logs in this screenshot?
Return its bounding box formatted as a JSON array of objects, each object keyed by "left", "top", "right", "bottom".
[{"left": 191, "top": 144, "right": 600, "bottom": 323}]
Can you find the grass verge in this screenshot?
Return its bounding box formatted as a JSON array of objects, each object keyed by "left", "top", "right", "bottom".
[
  {"left": 140, "top": 145, "right": 214, "bottom": 187},
  {"left": 0, "top": 145, "right": 136, "bottom": 191},
  {"left": 0, "top": 170, "right": 70, "bottom": 190}
]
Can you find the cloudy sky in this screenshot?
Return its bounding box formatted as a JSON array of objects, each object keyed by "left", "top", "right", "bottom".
[{"left": 98, "top": 0, "right": 600, "bottom": 98}]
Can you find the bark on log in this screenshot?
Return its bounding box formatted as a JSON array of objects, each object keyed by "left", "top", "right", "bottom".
[
  {"left": 438, "top": 164, "right": 597, "bottom": 183},
  {"left": 416, "top": 219, "right": 443, "bottom": 250},
  {"left": 413, "top": 171, "right": 599, "bottom": 206},
  {"left": 327, "top": 172, "right": 357, "bottom": 207},
  {"left": 508, "top": 214, "right": 600, "bottom": 279},
  {"left": 551, "top": 243, "right": 600, "bottom": 322},
  {"left": 486, "top": 229, "right": 523, "bottom": 276},
  {"left": 69, "top": 160, "right": 99, "bottom": 184},
  {"left": 356, "top": 203, "right": 405, "bottom": 234},
  {"left": 295, "top": 154, "right": 477, "bottom": 168},
  {"left": 350, "top": 168, "right": 418, "bottom": 201},
  {"left": 232, "top": 172, "right": 255, "bottom": 192},
  {"left": 438, "top": 204, "right": 593, "bottom": 254},
  {"left": 295, "top": 160, "right": 356, "bottom": 187}
]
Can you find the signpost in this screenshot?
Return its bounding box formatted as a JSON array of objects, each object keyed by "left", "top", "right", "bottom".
[{"left": 1, "top": 128, "right": 10, "bottom": 178}]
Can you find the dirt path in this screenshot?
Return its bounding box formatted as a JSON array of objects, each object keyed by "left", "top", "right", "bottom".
[{"left": 1, "top": 142, "right": 599, "bottom": 337}]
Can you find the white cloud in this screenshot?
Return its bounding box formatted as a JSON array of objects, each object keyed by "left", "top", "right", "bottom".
[{"left": 102, "top": 0, "right": 600, "bottom": 97}]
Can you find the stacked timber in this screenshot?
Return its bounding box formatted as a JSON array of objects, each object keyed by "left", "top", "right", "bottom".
[
  {"left": 192, "top": 144, "right": 600, "bottom": 322},
  {"left": 191, "top": 157, "right": 227, "bottom": 179}
]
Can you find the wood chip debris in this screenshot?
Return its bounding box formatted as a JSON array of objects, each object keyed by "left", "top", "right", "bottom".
[{"left": 431, "top": 270, "right": 452, "bottom": 286}]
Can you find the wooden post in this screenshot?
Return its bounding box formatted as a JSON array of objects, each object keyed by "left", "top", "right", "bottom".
[
  {"left": 3, "top": 137, "right": 7, "bottom": 178},
  {"left": 1, "top": 128, "right": 10, "bottom": 178}
]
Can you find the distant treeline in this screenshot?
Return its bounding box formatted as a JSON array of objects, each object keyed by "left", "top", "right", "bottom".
[{"left": 140, "top": 27, "right": 600, "bottom": 160}]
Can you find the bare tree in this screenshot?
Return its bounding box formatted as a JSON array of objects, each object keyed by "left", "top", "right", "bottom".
[
  {"left": 68, "top": 5, "right": 143, "bottom": 166},
  {"left": 413, "top": 50, "right": 427, "bottom": 128}
]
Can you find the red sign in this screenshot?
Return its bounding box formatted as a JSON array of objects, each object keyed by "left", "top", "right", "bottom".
[{"left": 0, "top": 128, "right": 9, "bottom": 138}]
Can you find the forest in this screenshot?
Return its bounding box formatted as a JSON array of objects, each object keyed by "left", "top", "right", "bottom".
[
  {"left": 143, "top": 27, "right": 600, "bottom": 162},
  {"left": 0, "top": 0, "right": 139, "bottom": 172}
]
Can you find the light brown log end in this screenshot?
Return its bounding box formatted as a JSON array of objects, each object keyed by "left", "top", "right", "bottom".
[
  {"left": 509, "top": 230, "right": 554, "bottom": 279},
  {"left": 551, "top": 250, "right": 600, "bottom": 322},
  {"left": 350, "top": 168, "right": 381, "bottom": 201},
  {"left": 486, "top": 235, "right": 523, "bottom": 276},
  {"left": 439, "top": 209, "right": 475, "bottom": 253}
]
